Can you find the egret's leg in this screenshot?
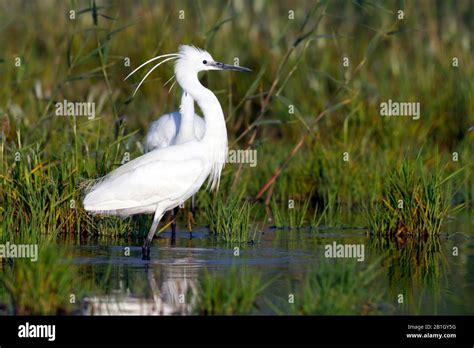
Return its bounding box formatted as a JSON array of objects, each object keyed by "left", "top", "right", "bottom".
[
  {"left": 142, "top": 208, "right": 164, "bottom": 260},
  {"left": 171, "top": 208, "right": 177, "bottom": 237},
  {"left": 187, "top": 195, "right": 196, "bottom": 236},
  {"left": 171, "top": 207, "right": 179, "bottom": 245}
]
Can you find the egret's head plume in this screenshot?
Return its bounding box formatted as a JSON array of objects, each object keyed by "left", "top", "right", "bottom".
[
  {"left": 176, "top": 45, "right": 215, "bottom": 73},
  {"left": 176, "top": 45, "right": 252, "bottom": 74}
]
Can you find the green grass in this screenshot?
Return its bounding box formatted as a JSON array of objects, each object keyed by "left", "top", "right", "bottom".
[
  {"left": 0, "top": 141, "right": 139, "bottom": 240},
  {"left": 0, "top": 244, "right": 81, "bottom": 315},
  {"left": 366, "top": 162, "right": 464, "bottom": 237},
  {"left": 194, "top": 266, "right": 269, "bottom": 315},
  {"left": 203, "top": 190, "right": 259, "bottom": 243},
  {"left": 1, "top": 1, "right": 472, "bottom": 240},
  {"left": 270, "top": 195, "right": 311, "bottom": 229}
]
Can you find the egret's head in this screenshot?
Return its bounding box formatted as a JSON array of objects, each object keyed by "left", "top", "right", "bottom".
[
  {"left": 125, "top": 44, "right": 251, "bottom": 97},
  {"left": 176, "top": 45, "right": 252, "bottom": 74}
]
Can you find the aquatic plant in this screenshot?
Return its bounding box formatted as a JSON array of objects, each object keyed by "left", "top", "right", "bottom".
[
  {"left": 270, "top": 195, "right": 312, "bottom": 229},
  {"left": 203, "top": 191, "right": 258, "bottom": 243},
  {"left": 366, "top": 163, "right": 463, "bottom": 237}
]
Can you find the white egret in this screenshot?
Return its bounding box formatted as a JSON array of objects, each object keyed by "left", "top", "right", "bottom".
[
  {"left": 83, "top": 45, "right": 251, "bottom": 259},
  {"left": 144, "top": 91, "right": 206, "bottom": 239}
]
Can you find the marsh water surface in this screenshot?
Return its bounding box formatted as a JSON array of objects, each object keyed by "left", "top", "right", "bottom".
[{"left": 72, "top": 213, "right": 473, "bottom": 315}]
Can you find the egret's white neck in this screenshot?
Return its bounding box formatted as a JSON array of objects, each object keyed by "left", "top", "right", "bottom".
[
  {"left": 176, "top": 69, "right": 228, "bottom": 190},
  {"left": 176, "top": 71, "right": 227, "bottom": 143}
]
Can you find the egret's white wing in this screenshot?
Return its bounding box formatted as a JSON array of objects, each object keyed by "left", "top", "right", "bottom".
[
  {"left": 83, "top": 157, "right": 205, "bottom": 212},
  {"left": 100, "top": 141, "right": 200, "bottom": 183}
]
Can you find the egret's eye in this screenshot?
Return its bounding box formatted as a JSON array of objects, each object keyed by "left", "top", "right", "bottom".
[{"left": 202, "top": 60, "right": 207, "bottom": 65}]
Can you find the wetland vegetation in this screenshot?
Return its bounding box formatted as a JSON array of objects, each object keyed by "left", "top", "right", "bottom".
[{"left": 0, "top": 0, "right": 472, "bottom": 315}]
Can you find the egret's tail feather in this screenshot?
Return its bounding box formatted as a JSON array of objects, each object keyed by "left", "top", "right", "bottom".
[{"left": 78, "top": 176, "right": 106, "bottom": 195}]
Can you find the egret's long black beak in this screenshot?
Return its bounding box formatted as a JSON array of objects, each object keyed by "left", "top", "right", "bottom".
[{"left": 211, "top": 61, "right": 252, "bottom": 72}]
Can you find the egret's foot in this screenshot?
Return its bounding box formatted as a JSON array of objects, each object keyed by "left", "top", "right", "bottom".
[
  {"left": 142, "top": 243, "right": 151, "bottom": 260},
  {"left": 186, "top": 211, "right": 196, "bottom": 234}
]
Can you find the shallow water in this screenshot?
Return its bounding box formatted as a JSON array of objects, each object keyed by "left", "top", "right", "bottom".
[{"left": 72, "top": 213, "right": 473, "bottom": 315}]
